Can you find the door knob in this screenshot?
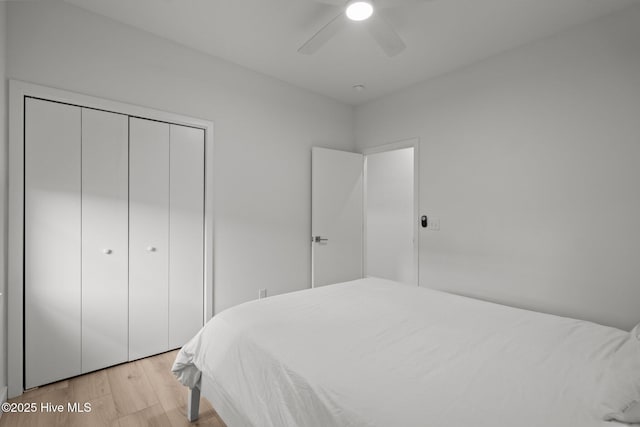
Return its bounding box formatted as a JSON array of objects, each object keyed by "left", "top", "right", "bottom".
[
  {"left": 146, "top": 246, "right": 157, "bottom": 252},
  {"left": 103, "top": 249, "right": 112, "bottom": 255},
  {"left": 312, "top": 236, "right": 328, "bottom": 243}
]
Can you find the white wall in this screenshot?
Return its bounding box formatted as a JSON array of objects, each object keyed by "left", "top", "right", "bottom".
[
  {"left": 6, "top": 1, "right": 355, "bottom": 316},
  {"left": 0, "top": 1, "right": 7, "bottom": 398},
  {"left": 366, "top": 148, "right": 414, "bottom": 284},
  {"left": 356, "top": 4, "right": 640, "bottom": 330}
]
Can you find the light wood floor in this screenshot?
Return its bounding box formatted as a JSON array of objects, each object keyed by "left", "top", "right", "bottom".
[{"left": 0, "top": 350, "right": 227, "bottom": 427}]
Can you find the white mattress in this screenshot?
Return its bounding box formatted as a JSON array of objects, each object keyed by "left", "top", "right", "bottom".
[{"left": 173, "top": 277, "right": 631, "bottom": 427}]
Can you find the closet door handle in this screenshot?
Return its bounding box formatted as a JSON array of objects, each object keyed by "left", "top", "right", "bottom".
[
  {"left": 103, "top": 249, "right": 113, "bottom": 255},
  {"left": 146, "top": 246, "right": 157, "bottom": 252}
]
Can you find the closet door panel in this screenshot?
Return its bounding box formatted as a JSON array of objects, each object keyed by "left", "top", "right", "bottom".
[
  {"left": 81, "top": 109, "right": 129, "bottom": 373},
  {"left": 129, "top": 117, "right": 170, "bottom": 360},
  {"left": 169, "top": 125, "right": 205, "bottom": 348},
  {"left": 25, "top": 98, "right": 82, "bottom": 388}
]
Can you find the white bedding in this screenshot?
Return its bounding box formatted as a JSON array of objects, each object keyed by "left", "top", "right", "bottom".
[{"left": 173, "top": 277, "right": 631, "bottom": 427}]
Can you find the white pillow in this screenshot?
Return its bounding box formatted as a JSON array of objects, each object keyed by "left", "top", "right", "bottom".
[{"left": 600, "top": 323, "right": 640, "bottom": 423}]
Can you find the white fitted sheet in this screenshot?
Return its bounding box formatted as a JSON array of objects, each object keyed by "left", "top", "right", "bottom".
[{"left": 173, "top": 277, "right": 631, "bottom": 427}]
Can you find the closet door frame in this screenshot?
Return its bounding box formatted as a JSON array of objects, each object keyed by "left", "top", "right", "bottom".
[{"left": 8, "top": 80, "right": 215, "bottom": 399}]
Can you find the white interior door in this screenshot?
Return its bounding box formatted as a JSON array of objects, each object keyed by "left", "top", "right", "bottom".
[
  {"left": 365, "top": 146, "right": 417, "bottom": 284},
  {"left": 81, "top": 108, "right": 129, "bottom": 373},
  {"left": 311, "top": 147, "right": 363, "bottom": 287},
  {"left": 169, "top": 124, "right": 205, "bottom": 348},
  {"left": 25, "top": 98, "right": 82, "bottom": 388},
  {"left": 129, "top": 117, "right": 170, "bottom": 360}
]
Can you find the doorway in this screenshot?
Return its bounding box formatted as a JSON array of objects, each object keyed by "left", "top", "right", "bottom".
[{"left": 364, "top": 140, "right": 419, "bottom": 285}]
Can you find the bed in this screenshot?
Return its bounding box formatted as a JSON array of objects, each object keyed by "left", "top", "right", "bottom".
[{"left": 172, "top": 277, "right": 640, "bottom": 427}]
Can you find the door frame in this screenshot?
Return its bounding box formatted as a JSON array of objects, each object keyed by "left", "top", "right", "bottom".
[
  {"left": 362, "top": 138, "right": 420, "bottom": 285},
  {"left": 7, "top": 80, "right": 215, "bottom": 398}
]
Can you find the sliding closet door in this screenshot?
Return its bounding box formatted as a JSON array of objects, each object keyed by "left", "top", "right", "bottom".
[
  {"left": 169, "top": 125, "right": 205, "bottom": 348},
  {"left": 129, "top": 118, "right": 170, "bottom": 360},
  {"left": 25, "top": 98, "right": 82, "bottom": 388},
  {"left": 81, "top": 109, "right": 129, "bottom": 373}
]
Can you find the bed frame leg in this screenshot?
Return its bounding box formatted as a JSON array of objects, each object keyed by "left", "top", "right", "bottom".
[{"left": 187, "top": 387, "right": 201, "bottom": 422}]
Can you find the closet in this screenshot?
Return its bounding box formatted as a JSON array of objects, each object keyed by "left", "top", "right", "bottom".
[{"left": 24, "top": 97, "right": 205, "bottom": 389}]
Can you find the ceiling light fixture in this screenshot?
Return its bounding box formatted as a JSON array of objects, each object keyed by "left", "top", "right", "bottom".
[{"left": 345, "top": 0, "right": 373, "bottom": 21}]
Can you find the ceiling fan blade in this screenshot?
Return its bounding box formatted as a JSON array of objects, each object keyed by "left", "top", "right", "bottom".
[
  {"left": 313, "top": 0, "right": 433, "bottom": 5},
  {"left": 298, "top": 13, "right": 348, "bottom": 55},
  {"left": 314, "top": 0, "right": 433, "bottom": 8},
  {"left": 366, "top": 13, "right": 406, "bottom": 57},
  {"left": 376, "top": 0, "right": 434, "bottom": 8},
  {"left": 311, "top": 0, "right": 345, "bottom": 4}
]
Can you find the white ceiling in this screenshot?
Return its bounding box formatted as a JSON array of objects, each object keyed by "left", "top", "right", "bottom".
[{"left": 63, "top": 0, "right": 636, "bottom": 105}]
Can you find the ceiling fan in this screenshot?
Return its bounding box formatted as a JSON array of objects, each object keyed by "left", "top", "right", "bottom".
[{"left": 298, "top": 0, "right": 427, "bottom": 57}]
